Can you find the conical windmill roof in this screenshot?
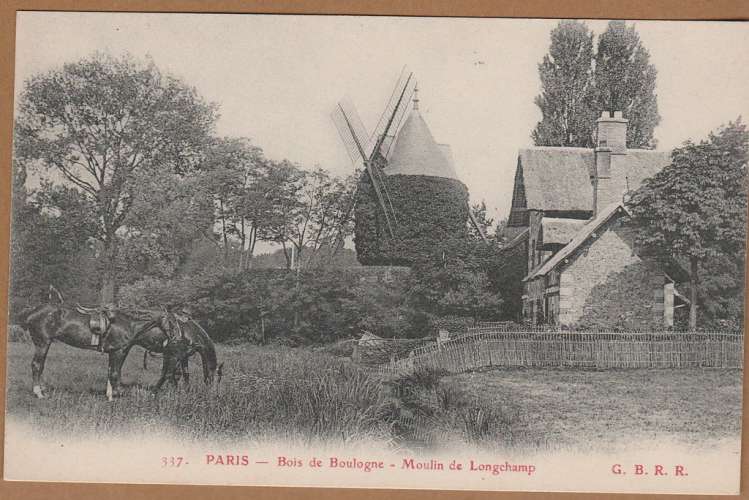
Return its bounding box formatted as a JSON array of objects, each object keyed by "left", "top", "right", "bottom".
[{"left": 385, "top": 110, "right": 460, "bottom": 180}]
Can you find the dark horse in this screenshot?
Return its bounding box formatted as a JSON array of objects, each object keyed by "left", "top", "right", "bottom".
[{"left": 22, "top": 286, "right": 222, "bottom": 401}]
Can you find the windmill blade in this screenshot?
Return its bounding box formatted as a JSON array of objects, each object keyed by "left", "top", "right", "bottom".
[
  {"left": 339, "top": 97, "right": 370, "bottom": 150},
  {"left": 467, "top": 204, "right": 489, "bottom": 243},
  {"left": 331, "top": 101, "right": 368, "bottom": 165},
  {"left": 369, "top": 66, "right": 416, "bottom": 160},
  {"left": 333, "top": 98, "right": 397, "bottom": 238},
  {"left": 378, "top": 81, "right": 416, "bottom": 160}
]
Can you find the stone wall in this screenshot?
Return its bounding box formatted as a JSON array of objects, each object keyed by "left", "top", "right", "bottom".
[{"left": 558, "top": 218, "right": 667, "bottom": 329}]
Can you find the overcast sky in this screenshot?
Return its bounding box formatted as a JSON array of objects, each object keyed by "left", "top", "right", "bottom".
[{"left": 14, "top": 12, "right": 749, "bottom": 229}]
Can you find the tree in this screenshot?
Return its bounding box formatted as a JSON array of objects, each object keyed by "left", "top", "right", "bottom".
[
  {"left": 628, "top": 118, "right": 747, "bottom": 329},
  {"left": 532, "top": 20, "right": 660, "bottom": 149},
  {"left": 594, "top": 21, "right": 660, "bottom": 149},
  {"left": 14, "top": 52, "right": 217, "bottom": 303},
  {"left": 532, "top": 20, "right": 597, "bottom": 147},
  {"left": 119, "top": 167, "right": 216, "bottom": 281},
  {"left": 261, "top": 165, "right": 356, "bottom": 270},
  {"left": 204, "top": 137, "right": 267, "bottom": 270},
  {"left": 9, "top": 173, "right": 100, "bottom": 314}
]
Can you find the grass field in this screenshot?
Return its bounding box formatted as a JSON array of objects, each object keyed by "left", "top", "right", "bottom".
[{"left": 4, "top": 341, "right": 743, "bottom": 452}]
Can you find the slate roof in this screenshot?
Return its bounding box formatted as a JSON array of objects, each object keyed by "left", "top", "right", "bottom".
[
  {"left": 385, "top": 110, "right": 460, "bottom": 180},
  {"left": 516, "top": 147, "right": 670, "bottom": 212},
  {"left": 525, "top": 202, "right": 629, "bottom": 281}
]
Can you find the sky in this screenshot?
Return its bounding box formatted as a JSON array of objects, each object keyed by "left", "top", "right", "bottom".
[{"left": 14, "top": 12, "right": 749, "bottom": 232}]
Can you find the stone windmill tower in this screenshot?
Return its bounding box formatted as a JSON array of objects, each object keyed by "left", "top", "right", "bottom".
[{"left": 332, "top": 68, "right": 486, "bottom": 266}]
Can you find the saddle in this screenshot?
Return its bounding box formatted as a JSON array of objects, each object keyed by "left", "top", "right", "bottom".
[
  {"left": 75, "top": 304, "right": 116, "bottom": 348},
  {"left": 160, "top": 312, "right": 188, "bottom": 347}
]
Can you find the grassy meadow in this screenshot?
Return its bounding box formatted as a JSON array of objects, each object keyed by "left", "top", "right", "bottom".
[{"left": 4, "top": 340, "right": 743, "bottom": 453}]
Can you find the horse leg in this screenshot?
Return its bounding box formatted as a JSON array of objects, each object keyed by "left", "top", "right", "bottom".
[
  {"left": 152, "top": 354, "right": 178, "bottom": 394},
  {"left": 106, "top": 349, "right": 128, "bottom": 402},
  {"left": 180, "top": 357, "right": 190, "bottom": 386},
  {"left": 31, "top": 338, "right": 52, "bottom": 399}
]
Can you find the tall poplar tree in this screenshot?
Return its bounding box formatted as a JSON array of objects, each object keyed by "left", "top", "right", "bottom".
[
  {"left": 532, "top": 20, "right": 597, "bottom": 147},
  {"left": 533, "top": 20, "right": 660, "bottom": 149},
  {"left": 594, "top": 20, "right": 660, "bottom": 149}
]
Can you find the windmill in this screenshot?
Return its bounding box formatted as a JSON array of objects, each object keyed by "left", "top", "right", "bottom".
[
  {"left": 331, "top": 67, "right": 417, "bottom": 238},
  {"left": 331, "top": 67, "right": 487, "bottom": 266}
]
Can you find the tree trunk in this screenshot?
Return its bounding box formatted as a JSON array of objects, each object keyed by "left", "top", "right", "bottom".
[
  {"left": 689, "top": 256, "right": 699, "bottom": 331},
  {"left": 219, "top": 199, "right": 229, "bottom": 266},
  {"left": 100, "top": 238, "right": 117, "bottom": 305}
]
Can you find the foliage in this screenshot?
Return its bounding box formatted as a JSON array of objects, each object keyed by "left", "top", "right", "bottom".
[
  {"left": 594, "top": 21, "right": 660, "bottom": 149},
  {"left": 9, "top": 174, "right": 100, "bottom": 315},
  {"left": 406, "top": 238, "right": 504, "bottom": 325},
  {"left": 533, "top": 20, "right": 660, "bottom": 149},
  {"left": 628, "top": 118, "right": 748, "bottom": 328},
  {"left": 468, "top": 200, "right": 495, "bottom": 241},
  {"left": 256, "top": 163, "right": 356, "bottom": 270},
  {"left": 204, "top": 137, "right": 268, "bottom": 270},
  {"left": 120, "top": 167, "right": 216, "bottom": 280},
  {"left": 532, "top": 20, "right": 597, "bottom": 147},
  {"left": 355, "top": 174, "right": 470, "bottom": 266},
  {"left": 118, "top": 266, "right": 430, "bottom": 343},
  {"left": 14, "top": 52, "right": 218, "bottom": 303}
]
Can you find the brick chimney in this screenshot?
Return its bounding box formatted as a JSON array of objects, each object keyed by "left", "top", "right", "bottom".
[{"left": 593, "top": 111, "right": 628, "bottom": 214}]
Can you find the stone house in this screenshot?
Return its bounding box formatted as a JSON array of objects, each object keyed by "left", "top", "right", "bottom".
[{"left": 501, "top": 111, "right": 689, "bottom": 328}]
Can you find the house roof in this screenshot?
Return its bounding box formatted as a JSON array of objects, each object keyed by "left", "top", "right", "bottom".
[
  {"left": 519, "top": 147, "right": 595, "bottom": 212},
  {"left": 525, "top": 202, "right": 629, "bottom": 281},
  {"left": 541, "top": 217, "right": 586, "bottom": 245},
  {"left": 516, "top": 147, "right": 670, "bottom": 213},
  {"left": 385, "top": 110, "right": 460, "bottom": 180},
  {"left": 613, "top": 150, "right": 672, "bottom": 191}
]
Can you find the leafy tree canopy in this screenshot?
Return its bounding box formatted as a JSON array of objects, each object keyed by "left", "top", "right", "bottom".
[
  {"left": 628, "top": 118, "right": 747, "bottom": 328},
  {"left": 14, "top": 52, "right": 218, "bottom": 302}
]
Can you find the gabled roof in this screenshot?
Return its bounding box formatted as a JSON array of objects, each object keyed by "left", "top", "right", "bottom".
[
  {"left": 385, "top": 110, "right": 459, "bottom": 180},
  {"left": 519, "top": 147, "right": 595, "bottom": 212},
  {"left": 525, "top": 202, "right": 629, "bottom": 281},
  {"left": 515, "top": 147, "right": 671, "bottom": 213},
  {"left": 613, "top": 150, "right": 672, "bottom": 190},
  {"left": 541, "top": 218, "right": 586, "bottom": 246}
]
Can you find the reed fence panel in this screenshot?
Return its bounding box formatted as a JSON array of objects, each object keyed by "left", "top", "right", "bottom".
[{"left": 363, "top": 330, "right": 743, "bottom": 377}]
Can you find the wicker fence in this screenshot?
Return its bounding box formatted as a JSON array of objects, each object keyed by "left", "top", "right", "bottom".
[{"left": 367, "top": 329, "right": 744, "bottom": 376}]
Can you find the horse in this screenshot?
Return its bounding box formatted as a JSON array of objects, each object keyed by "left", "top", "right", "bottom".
[{"left": 21, "top": 286, "right": 222, "bottom": 401}]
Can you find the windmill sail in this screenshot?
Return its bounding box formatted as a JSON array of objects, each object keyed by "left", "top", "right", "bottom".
[
  {"left": 369, "top": 66, "right": 416, "bottom": 160},
  {"left": 332, "top": 97, "right": 398, "bottom": 237},
  {"left": 331, "top": 102, "right": 366, "bottom": 166}
]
